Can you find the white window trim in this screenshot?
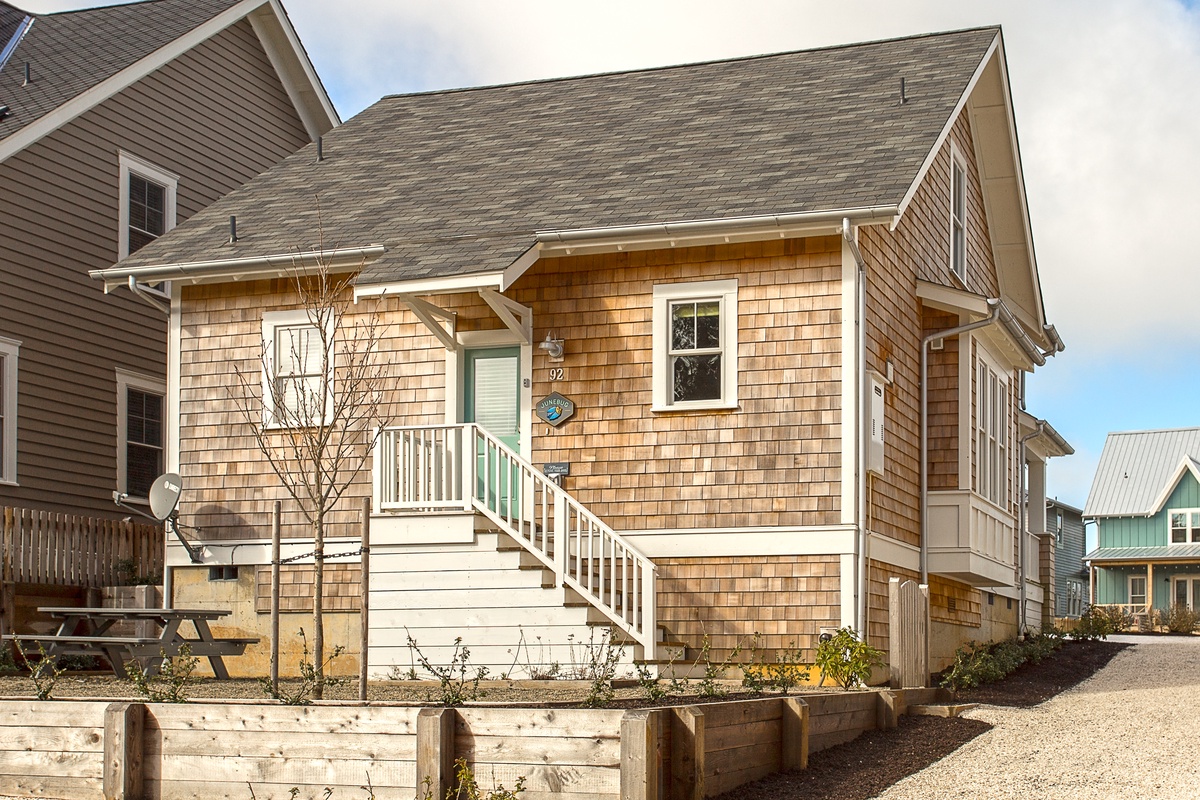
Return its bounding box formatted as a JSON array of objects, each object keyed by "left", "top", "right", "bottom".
[
  {"left": 651, "top": 279, "right": 738, "bottom": 412},
  {"left": 974, "top": 343, "right": 1010, "bottom": 510},
  {"left": 1170, "top": 575, "right": 1200, "bottom": 610},
  {"left": 949, "top": 141, "right": 967, "bottom": 284},
  {"left": 1128, "top": 574, "right": 1147, "bottom": 608},
  {"left": 116, "top": 368, "right": 167, "bottom": 501},
  {"left": 118, "top": 150, "right": 178, "bottom": 261},
  {"left": 0, "top": 336, "right": 19, "bottom": 485},
  {"left": 1167, "top": 508, "right": 1200, "bottom": 546},
  {"left": 261, "top": 309, "right": 335, "bottom": 429}
]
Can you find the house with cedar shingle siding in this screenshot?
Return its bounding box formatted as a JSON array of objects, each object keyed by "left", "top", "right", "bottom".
[
  {"left": 0, "top": 0, "right": 336, "bottom": 520},
  {"left": 96, "top": 27, "right": 1068, "bottom": 678}
]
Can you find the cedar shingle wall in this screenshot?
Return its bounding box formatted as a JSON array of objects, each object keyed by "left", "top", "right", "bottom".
[
  {"left": 656, "top": 555, "right": 841, "bottom": 661},
  {"left": 254, "top": 564, "right": 361, "bottom": 613},
  {"left": 925, "top": 308, "right": 961, "bottom": 491},
  {"left": 512, "top": 239, "right": 843, "bottom": 530}
]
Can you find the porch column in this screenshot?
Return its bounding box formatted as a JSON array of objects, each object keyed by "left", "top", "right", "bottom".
[{"left": 1147, "top": 562, "right": 1154, "bottom": 618}]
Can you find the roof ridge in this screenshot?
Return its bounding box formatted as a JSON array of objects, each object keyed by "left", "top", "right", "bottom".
[
  {"left": 1109, "top": 427, "right": 1200, "bottom": 437},
  {"left": 377, "top": 25, "right": 1002, "bottom": 102}
]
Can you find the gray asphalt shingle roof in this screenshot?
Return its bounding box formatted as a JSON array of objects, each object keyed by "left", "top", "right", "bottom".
[
  {"left": 1085, "top": 428, "right": 1200, "bottom": 518},
  {"left": 0, "top": 0, "right": 241, "bottom": 142},
  {"left": 115, "top": 26, "right": 1001, "bottom": 286}
]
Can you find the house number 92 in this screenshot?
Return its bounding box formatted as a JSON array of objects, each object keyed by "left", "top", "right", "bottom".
[{"left": 549, "top": 368, "right": 565, "bottom": 381}]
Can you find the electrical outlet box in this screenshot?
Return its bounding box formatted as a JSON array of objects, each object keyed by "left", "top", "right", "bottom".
[{"left": 867, "top": 375, "right": 885, "bottom": 475}]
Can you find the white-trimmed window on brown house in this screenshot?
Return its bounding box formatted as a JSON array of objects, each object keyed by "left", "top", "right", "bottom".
[
  {"left": 117, "top": 369, "right": 166, "bottom": 500},
  {"left": 976, "top": 355, "right": 1010, "bottom": 508},
  {"left": 1169, "top": 509, "right": 1200, "bottom": 544},
  {"left": 950, "top": 145, "right": 967, "bottom": 282},
  {"left": 118, "top": 151, "right": 177, "bottom": 261},
  {"left": 651, "top": 280, "right": 738, "bottom": 411},
  {"left": 0, "top": 336, "right": 19, "bottom": 485},
  {"left": 261, "top": 309, "right": 334, "bottom": 428}
]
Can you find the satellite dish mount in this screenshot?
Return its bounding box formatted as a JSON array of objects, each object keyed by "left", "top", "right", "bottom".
[{"left": 114, "top": 472, "right": 203, "bottom": 563}]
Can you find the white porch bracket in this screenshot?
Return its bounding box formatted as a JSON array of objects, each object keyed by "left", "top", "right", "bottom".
[
  {"left": 399, "top": 294, "right": 458, "bottom": 351},
  {"left": 478, "top": 288, "right": 532, "bottom": 344}
]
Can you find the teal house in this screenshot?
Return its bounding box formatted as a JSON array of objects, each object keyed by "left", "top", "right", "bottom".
[{"left": 1084, "top": 428, "right": 1200, "bottom": 619}]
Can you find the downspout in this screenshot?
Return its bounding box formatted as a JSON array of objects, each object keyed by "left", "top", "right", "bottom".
[
  {"left": 843, "top": 219, "right": 869, "bottom": 636},
  {"left": 920, "top": 298, "right": 1003, "bottom": 583},
  {"left": 1018, "top": 420, "right": 1046, "bottom": 636},
  {"left": 127, "top": 275, "right": 170, "bottom": 315}
]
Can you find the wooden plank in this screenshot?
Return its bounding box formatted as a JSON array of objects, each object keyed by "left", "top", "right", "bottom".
[
  {"left": 416, "top": 707, "right": 455, "bottom": 800},
  {"left": 704, "top": 741, "right": 779, "bottom": 781},
  {"left": 146, "top": 703, "right": 421, "bottom": 734},
  {"left": 697, "top": 697, "right": 783, "bottom": 729},
  {"left": 705, "top": 759, "right": 780, "bottom": 798},
  {"left": 145, "top": 728, "right": 419, "bottom": 761},
  {"left": 807, "top": 707, "right": 875, "bottom": 737},
  {"left": 0, "top": 774, "right": 103, "bottom": 799},
  {"left": 809, "top": 729, "right": 862, "bottom": 754},
  {"left": 461, "top": 762, "right": 619, "bottom": 795},
  {"left": 457, "top": 735, "right": 620, "bottom": 767},
  {"left": 781, "top": 697, "right": 809, "bottom": 771},
  {"left": 670, "top": 706, "right": 703, "bottom": 800},
  {"left": 704, "top": 718, "right": 780, "bottom": 753},
  {"left": 620, "top": 709, "right": 663, "bottom": 800},
  {"left": 0, "top": 700, "right": 109, "bottom": 726},
  {"left": 104, "top": 702, "right": 145, "bottom": 800},
  {"left": 455, "top": 707, "right": 625, "bottom": 737},
  {"left": 801, "top": 692, "right": 877, "bottom": 716},
  {"left": 143, "top": 753, "right": 418, "bottom": 787},
  {"left": 147, "top": 781, "right": 416, "bottom": 800},
  {"left": 877, "top": 690, "right": 900, "bottom": 730},
  {"left": 0, "top": 726, "right": 107, "bottom": 753}
]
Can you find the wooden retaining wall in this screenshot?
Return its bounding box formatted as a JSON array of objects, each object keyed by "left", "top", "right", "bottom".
[{"left": 0, "top": 689, "right": 947, "bottom": 800}]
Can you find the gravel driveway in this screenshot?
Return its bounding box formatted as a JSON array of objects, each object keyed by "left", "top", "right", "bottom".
[{"left": 878, "top": 635, "right": 1200, "bottom": 799}]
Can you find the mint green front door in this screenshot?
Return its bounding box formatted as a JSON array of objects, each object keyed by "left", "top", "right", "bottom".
[{"left": 465, "top": 347, "right": 520, "bottom": 515}]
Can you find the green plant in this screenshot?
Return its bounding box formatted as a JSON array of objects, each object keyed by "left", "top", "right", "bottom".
[
  {"left": 1070, "top": 604, "right": 1126, "bottom": 641},
  {"left": 1164, "top": 603, "right": 1200, "bottom": 634},
  {"left": 740, "top": 634, "right": 811, "bottom": 696},
  {"left": 406, "top": 632, "right": 488, "bottom": 706},
  {"left": 260, "top": 628, "right": 348, "bottom": 705},
  {"left": 126, "top": 644, "right": 198, "bottom": 703},
  {"left": 814, "top": 627, "right": 883, "bottom": 689},
  {"left": 113, "top": 556, "right": 162, "bottom": 586},
  {"left": 14, "top": 641, "right": 66, "bottom": 700},
  {"left": 694, "top": 634, "right": 741, "bottom": 697},
  {"left": 420, "top": 757, "right": 525, "bottom": 800},
  {"left": 939, "top": 631, "right": 1065, "bottom": 692},
  {"left": 0, "top": 643, "right": 19, "bottom": 676},
  {"left": 573, "top": 628, "right": 624, "bottom": 708}
]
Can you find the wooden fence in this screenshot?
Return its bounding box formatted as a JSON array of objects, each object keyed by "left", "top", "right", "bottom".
[
  {"left": 0, "top": 688, "right": 947, "bottom": 800},
  {"left": 1, "top": 506, "right": 163, "bottom": 588}
]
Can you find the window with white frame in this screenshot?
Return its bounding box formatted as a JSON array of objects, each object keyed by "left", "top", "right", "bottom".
[
  {"left": 118, "top": 151, "right": 177, "bottom": 260},
  {"left": 1129, "top": 575, "right": 1147, "bottom": 608},
  {"left": 950, "top": 144, "right": 967, "bottom": 281},
  {"left": 117, "top": 370, "right": 166, "bottom": 499},
  {"left": 975, "top": 353, "right": 1010, "bottom": 508},
  {"left": 262, "top": 309, "right": 333, "bottom": 428},
  {"left": 1168, "top": 508, "right": 1200, "bottom": 545},
  {"left": 1067, "top": 580, "right": 1084, "bottom": 617},
  {"left": 651, "top": 280, "right": 738, "bottom": 411},
  {"left": 0, "top": 336, "right": 19, "bottom": 484}
]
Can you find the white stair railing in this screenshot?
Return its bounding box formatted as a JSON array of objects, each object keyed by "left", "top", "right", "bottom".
[{"left": 374, "top": 424, "right": 657, "bottom": 651}]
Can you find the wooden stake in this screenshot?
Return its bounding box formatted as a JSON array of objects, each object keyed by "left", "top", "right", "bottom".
[
  {"left": 270, "top": 500, "right": 281, "bottom": 692},
  {"left": 359, "top": 496, "right": 370, "bottom": 701}
]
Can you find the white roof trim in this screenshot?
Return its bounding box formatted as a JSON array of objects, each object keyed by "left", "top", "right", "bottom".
[
  {"left": 916, "top": 279, "right": 990, "bottom": 316},
  {"left": 1148, "top": 456, "right": 1200, "bottom": 517},
  {"left": 248, "top": 0, "right": 339, "bottom": 139},
  {"left": 893, "top": 32, "right": 1000, "bottom": 226},
  {"left": 353, "top": 271, "right": 505, "bottom": 300},
  {"left": 0, "top": 0, "right": 335, "bottom": 164},
  {"left": 90, "top": 245, "right": 385, "bottom": 291}
]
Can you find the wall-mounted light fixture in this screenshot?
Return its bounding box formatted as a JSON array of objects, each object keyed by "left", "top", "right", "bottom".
[{"left": 539, "top": 331, "right": 564, "bottom": 362}]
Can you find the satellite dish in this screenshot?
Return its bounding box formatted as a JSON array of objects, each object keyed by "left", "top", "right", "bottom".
[{"left": 148, "top": 472, "right": 183, "bottom": 521}]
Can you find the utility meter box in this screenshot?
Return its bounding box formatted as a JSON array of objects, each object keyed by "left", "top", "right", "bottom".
[{"left": 867, "top": 375, "right": 886, "bottom": 475}]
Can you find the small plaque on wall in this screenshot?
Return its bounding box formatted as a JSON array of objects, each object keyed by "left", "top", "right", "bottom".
[{"left": 536, "top": 392, "right": 576, "bottom": 427}]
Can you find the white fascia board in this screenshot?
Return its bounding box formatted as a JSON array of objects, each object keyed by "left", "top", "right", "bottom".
[
  {"left": 618, "top": 525, "right": 856, "bottom": 558},
  {"left": 91, "top": 245, "right": 384, "bottom": 291},
  {"left": 354, "top": 271, "right": 505, "bottom": 300},
  {"left": 915, "top": 279, "right": 991, "bottom": 318},
  {"left": 893, "top": 32, "right": 1001, "bottom": 228},
  {"left": 1148, "top": 458, "right": 1200, "bottom": 517},
  {"left": 249, "top": 1, "right": 340, "bottom": 140},
  {"left": 535, "top": 206, "right": 898, "bottom": 257},
  {"left": 867, "top": 533, "right": 920, "bottom": 572},
  {"left": 0, "top": 0, "right": 266, "bottom": 165}
]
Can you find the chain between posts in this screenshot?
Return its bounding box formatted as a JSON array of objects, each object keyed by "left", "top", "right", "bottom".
[{"left": 276, "top": 547, "right": 365, "bottom": 566}]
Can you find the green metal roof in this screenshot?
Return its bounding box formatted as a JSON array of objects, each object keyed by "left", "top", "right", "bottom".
[{"left": 1086, "top": 544, "right": 1200, "bottom": 562}]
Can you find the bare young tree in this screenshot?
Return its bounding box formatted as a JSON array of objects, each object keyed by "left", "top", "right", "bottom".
[{"left": 229, "top": 256, "right": 394, "bottom": 698}]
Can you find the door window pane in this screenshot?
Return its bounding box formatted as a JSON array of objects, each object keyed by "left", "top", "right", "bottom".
[{"left": 473, "top": 356, "right": 518, "bottom": 436}]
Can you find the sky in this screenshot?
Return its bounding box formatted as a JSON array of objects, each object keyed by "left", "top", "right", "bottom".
[{"left": 20, "top": 0, "right": 1200, "bottom": 514}]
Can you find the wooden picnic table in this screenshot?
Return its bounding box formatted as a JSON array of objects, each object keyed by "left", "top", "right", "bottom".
[{"left": 2, "top": 607, "right": 257, "bottom": 679}]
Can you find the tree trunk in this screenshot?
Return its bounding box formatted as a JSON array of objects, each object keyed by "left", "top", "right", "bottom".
[{"left": 312, "top": 512, "right": 325, "bottom": 700}]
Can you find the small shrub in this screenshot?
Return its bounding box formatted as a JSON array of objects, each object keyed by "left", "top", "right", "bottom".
[
  {"left": 1164, "top": 603, "right": 1200, "bottom": 634},
  {"left": 421, "top": 757, "right": 525, "bottom": 800},
  {"left": 573, "top": 628, "right": 624, "bottom": 708},
  {"left": 0, "top": 643, "right": 18, "bottom": 676},
  {"left": 260, "top": 628, "right": 348, "bottom": 705},
  {"left": 694, "top": 634, "right": 740, "bottom": 698},
  {"left": 939, "top": 631, "right": 1065, "bottom": 692},
  {"left": 1070, "top": 605, "right": 1126, "bottom": 641},
  {"left": 406, "top": 632, "right": 488, "bottom": 706},
  {"left": 814, "top": 627, "right": 883, "bottom": 689},
  {"left": 127, "top": 644, "right": 198, "bottom": 703},
  {"left": 14, "top": 641, "right": 66, "bottom": 700},
  {"left": 634, "top": 662, "right": 669, "bottom": 701},
  {"left": 740, "top": 634, "right": 810, "bottom": 696},
  {"left": 502, "top": 628, "right": 561, "bottom": 680}
]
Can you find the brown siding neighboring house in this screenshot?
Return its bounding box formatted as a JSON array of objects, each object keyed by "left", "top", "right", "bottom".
[
  {"left": 0, "top": 0, "right": 336, "bottom": 521},
  {"left": 96, "top": 27, "right": 1071, "bottom": 678}
]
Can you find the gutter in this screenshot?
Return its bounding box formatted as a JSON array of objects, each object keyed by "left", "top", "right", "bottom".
[
  {"left": 842, "top": 219, "right": 870, "bottom": 637},
  {"left": 89, "top": 245, "right": 386, "bottom": 292},
  {"left": 126, "top": 275, "right": 170, "bottom": 315}
]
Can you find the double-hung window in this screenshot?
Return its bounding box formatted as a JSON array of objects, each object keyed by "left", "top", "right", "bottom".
[
  {"left": 950, "top": 144, "right": 967, "bottom": 281},
  {"left": 976, "top": 354, "right": 1009, "bottom": 508},
  {"left": 1169, "top": 509, "right": 1200, "bottom": 544},
  {"left": 651, "top": 280, "right": 738, "bottom": 411},
  {"left": 0, "top": 336, "right": 18, "bottom": 484},
  {"left": 262, "top": 310, "right": 333, "bottom": 428},
  {"left": 1129, "top": 575, "right": 1147, "bottom": 608},
  {"left": 118, "top": 152, "right": 177, "bottom": 260},
  {"left": 116, "top": 370, "right": 166, "bottom": 499}
]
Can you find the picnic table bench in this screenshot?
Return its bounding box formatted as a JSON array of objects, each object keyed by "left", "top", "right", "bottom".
[{"left": 2, "top": 607, "right": 257, "bottom": 679}]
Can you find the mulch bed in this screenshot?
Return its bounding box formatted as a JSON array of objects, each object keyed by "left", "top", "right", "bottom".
[{"left": 715, "top": 639, "right": 1129, "bottom": 800}]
